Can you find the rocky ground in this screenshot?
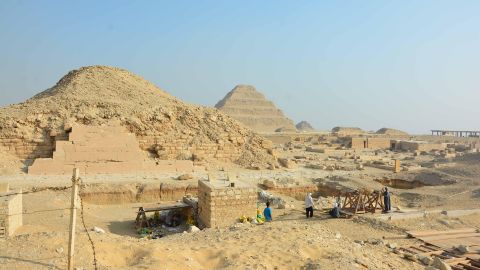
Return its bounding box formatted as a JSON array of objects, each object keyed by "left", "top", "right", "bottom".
[
  {"left": 1, "top": 134, "right": 480, "bottom": 269},
  {"left": 2, "top": 185, "right": 479, "bottom": 270}
]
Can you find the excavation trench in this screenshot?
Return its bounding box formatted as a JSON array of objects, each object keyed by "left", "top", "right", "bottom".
[
  {"left": 80, "top": 182, "right": 329, "bottom": 205},
  {"left": 80, "top": 183, "right": 198, "bottom": 204},
  {"left": 374, "top": 178, "right": 426, "bottom": 189}
]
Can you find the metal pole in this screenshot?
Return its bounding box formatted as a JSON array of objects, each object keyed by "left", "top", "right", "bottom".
[{"left": 67, "top": 168, "right": 80, "bottom": 270}]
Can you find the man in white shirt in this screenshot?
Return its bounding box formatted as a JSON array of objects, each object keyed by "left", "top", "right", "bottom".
[{"left": 305, "top": 193, "right": 314, "bottom": 218}]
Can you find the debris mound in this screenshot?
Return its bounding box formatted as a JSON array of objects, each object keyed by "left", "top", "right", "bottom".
[
  {"left": 331, "top": 126, "right": 365, "bottom": 135},
  {"left": 296, "top": 121, "right": 315, "bottom": 132},
  {"left": 376, "top": 128, "right": 409, "bottom": 136},
  {"left": 215, "top": 85, "right": 296, "bottom": 133},
  {"left": 0, "top": 66, "right": 275, "bottom": 169}
]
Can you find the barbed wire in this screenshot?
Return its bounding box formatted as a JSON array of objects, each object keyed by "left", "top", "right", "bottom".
[
  {"left": 78, "top": 178, "right": 98, "bottom": 270},
  {"left": 6, "top": 208, "right": 71, "bottom": 216},
  {"left": 0, "top": 186, "right": 71, "bottom": 198},
  {"left": 1, "top": 176, "right": 100, "bottom": 269}
]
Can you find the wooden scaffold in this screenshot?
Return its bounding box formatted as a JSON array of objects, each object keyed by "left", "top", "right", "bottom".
[{"left": 341, "top": 189, "right": 384, "bottom": 215}]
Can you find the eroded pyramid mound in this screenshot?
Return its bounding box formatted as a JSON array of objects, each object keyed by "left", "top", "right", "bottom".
[
  {"left": 376, "top": 128, "right": 408, "bottom": 136},
  {"left": 215, "top": 85, "right": 296, "bottom": 133},
  {"left": 296, "top": 121, "right": 315, "bottom": 132},
  {"left": 332, "top": 126, "right": 365, "bottom": 136},
  {"left": 0, "top": 66, "right": 275, "bottom": 169}
]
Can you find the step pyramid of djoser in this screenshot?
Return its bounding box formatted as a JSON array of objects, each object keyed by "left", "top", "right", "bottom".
[{"left": 215, "top": 85, "right": 296, "bottom": 132}]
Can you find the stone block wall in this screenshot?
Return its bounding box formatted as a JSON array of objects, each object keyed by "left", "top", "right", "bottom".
[
  {"left": 0, "top": 189, "right": 22, "bottom": 238},
  {"left": 0, "top": 136, "right": 54, "bottom": 160},
  {"left": 28, "top": 125, "right": 199, "bottom": 175},
  {"left": 393, "top": 141, "right": 446, "bottom": 152},
  {"left": 367, "top": 138, "right": 392, "bottom": 149},
  {"left": 137, "top": 133, "right": 246, "bottom": 162},
  {"left": 350, "top": 137, "right": 391, "bottom": 149},
  {"left": 350, "top": 137, "right": 367, "bottom": 149},
  {"left": 197, "top": 180, "right": 257, "bottom": 228}
]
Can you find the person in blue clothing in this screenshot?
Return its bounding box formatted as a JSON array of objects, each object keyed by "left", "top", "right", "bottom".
[{"left": 263, "top": 201, "right": 272, "bottom": 221}]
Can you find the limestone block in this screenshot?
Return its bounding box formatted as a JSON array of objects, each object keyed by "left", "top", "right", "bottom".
[{"left": 0, "top": 183, "right": 9, "bottom": 193}]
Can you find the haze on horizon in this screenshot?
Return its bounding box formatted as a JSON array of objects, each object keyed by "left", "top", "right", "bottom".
[{"left": 0, "top": 1, "right": 479, "bottom": 134}]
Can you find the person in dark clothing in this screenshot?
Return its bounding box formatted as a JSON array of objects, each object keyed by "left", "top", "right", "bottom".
[
  {"left": 383, "top": 187, "right": 391, "bottom": 212},
  {"left": 329, "top": 199, "right": 342, "bottom": 218},
  {"left": 329, "top": 205, "right": 341, "bottom": 218}
]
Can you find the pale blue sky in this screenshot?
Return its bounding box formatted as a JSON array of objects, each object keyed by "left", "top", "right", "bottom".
[{"left": 0, "top": 1, "right": 479, "bottom": 134}]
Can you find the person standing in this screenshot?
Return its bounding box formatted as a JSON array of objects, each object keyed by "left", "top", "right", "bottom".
[
  {"left": 383, "top": 187, "right": 391, "bottom": 212},
  {"left": 305, "top": 193, "right": 314, "bottom": 218}
]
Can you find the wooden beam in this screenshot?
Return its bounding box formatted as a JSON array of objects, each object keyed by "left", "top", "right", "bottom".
[
  {"left": 407, "top": 228, "right": 477, "bottom": 238},
  {"left": 67, "top": 168, "right": 80, "bottom": 270}
]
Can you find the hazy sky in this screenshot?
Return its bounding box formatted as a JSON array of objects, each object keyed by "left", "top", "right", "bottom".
[{"left": 1, "top": 1, "right": 479, "bottom": 134}]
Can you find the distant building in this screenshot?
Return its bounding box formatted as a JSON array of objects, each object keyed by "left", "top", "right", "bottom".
[
  {"left": 349, "top": 137, "right": 392, "bottom": 149},
  {"left": 390, "top": 140, "right": 446, "bottom": 152}
]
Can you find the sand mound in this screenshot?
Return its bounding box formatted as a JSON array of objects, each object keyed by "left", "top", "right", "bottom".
[
  {"left": 376, "top": 128, "right": 408, "bottom": 136},
  {"left": 0, "top": 66, "right": 275, "bottom": 168},
  {"left": 215, "top": 85, "right": 296, "bottom": 133},
  {"left": 296, "top": 121, "right": 315, "bottom": 131}
]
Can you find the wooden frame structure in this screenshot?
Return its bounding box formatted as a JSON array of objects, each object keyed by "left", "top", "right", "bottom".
[
  {"left": 342, "top": 189, "right": 384, "bottom": 215},
  {"left": 135, "top": 203, "right": 191, "bottom": 229}
]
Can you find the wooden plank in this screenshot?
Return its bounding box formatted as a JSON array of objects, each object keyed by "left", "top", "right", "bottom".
[
  {"left": 446, "top": 257, "right": 471, "bottom": 263},
  {"left": 419, "top": 244, "right": 441, "bottom": 251},
  {"left": 409, "top": 246, "right": 430, "bottom": 253},
  {"left": 420, "top": 233, "right": 480, "bottom": 242},
  {"left": 420, "top": 250, "right": 448, "bottom": 256},
  {"left": 469, "top": 259, "right": 480, "bottom": 267},
  {"left": 407, "top": 228, "right": 477, "bottom": 238},
  {"left": 448, "top": 259, "right": 470, "bottom": 264},
  {"left": 139, "top": 203, "right": 190, "bottom": 213},
  {"left": 399, "top": 247, "right": 416, "bottom": 254},
  {"left": 422, "top": 237, "right": 480, "bottom": 250},
  {"left": 457, "top": 263, "right": 480, "bottom": 270}
]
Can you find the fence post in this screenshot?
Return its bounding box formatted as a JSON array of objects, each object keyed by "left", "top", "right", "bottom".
[{"left": 67, "top": 168, "right": 80, "bottom": 270}]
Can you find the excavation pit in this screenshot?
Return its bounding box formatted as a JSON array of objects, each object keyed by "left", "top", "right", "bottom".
[{"left": 375, "top": 178, "right": 425, "bottom": 189}]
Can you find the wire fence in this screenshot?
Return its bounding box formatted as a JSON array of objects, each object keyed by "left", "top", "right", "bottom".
[
  {"left": 1, "top": 178, "right": 99, "bottom": 270},
  {"left": 79, "top": 178, "right": 98, "bottom": 270}
]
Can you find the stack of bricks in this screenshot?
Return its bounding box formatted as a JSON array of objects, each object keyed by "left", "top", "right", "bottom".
[
  {"left": 28, "top": 124, "right": 196, "bottom": 175},
  {"left": 197, "top": 180, "right": 257, "bottom": 228},
  {"left": 0, "top": 184, "right": 22, "bottom": 238}
]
